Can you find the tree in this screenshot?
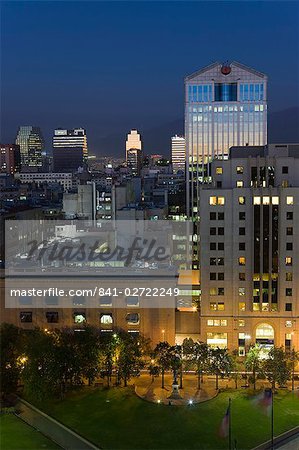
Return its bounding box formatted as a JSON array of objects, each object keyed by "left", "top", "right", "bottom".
[
  {"left": 230, "top": 350, "right": 243, "bottom": 389},
  {"left": 245, "top": 344, "right": 263, "bottom": 390},
  {"left": 0, "top": 323, "right": 25, "bottom": 397},
  {"left": 209, "top": 347, "right": 233, "bottom": 390},
  {"left": 22, "top": 328, "right": 58, "bottom": 401},
  {"left": 263, "top": 346, "right": 291, "bottom": 390},
  {"left": 116, "top": 332, "right": 144, "bottom": 387},
  {"left": 154, "top": 341, "right": 171, "bottom": 389},
  {"left": 98, "top": 333, "right": 117, "bottom": 388},
  {"left": 148, "top": 363, "right": 160, "bottom": 382},
  {"left": 182, "top": 339, "right": 209, "bottom": 390},
  {"left": 288, "top": 349, "right": 299, "bottom": 391},
  {"left": 168, "top": 345, "right": 182, "bottom": 385}
]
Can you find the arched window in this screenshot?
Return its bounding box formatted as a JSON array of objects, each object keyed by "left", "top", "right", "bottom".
[{"left": 255, "top": 323, "right": 274, "bottom": 343}]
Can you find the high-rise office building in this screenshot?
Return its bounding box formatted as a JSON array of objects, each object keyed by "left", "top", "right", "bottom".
[
  {"left": 171, "top": 135, "right": 186, "bottom": 173},
  {"left": 185, "top": 61, "right": 268, "bottom": 218},
  {"left": 53, "top": 128, "right": 88, "bottom": 172},
  {"left": 199, "top": 143, "right": 299, "bottom": 354},
  {"left": 126, "top": 129, "right": 142, "bottom": 154},
  {"left": 53, "top": 128, "right": 88, "bottom": 157},
  {"left": 127, "top": 148, "right": 143, "bottom": 176},
  {"left": 15, "top": 126, "right": 44, "bottom": 168},
  {"left": 0, "top": 144, "right": 21, "bottom": 174},
  {"left": 126, "top": 129, "right": 143, "bottom": 176}
]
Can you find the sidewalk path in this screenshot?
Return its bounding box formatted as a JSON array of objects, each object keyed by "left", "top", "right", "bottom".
[{"left": 16, "top": 398, "right": 100, "bottom": 450}]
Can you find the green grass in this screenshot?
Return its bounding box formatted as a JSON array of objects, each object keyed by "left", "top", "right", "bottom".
[
  {"left": 0, "top": 414, "right": 61, "bottom": 450},
  {"left": 32, "top": 387, "right": 299, "bottom": 450}
]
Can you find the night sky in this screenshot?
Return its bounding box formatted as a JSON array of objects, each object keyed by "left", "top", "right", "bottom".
[{"left": 1, "top": 1, "right": 299, "bottom": 156}]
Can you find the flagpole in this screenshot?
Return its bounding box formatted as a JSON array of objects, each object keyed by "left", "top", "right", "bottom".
[
  {"left": 271, "top": 389, "right": 274, "bottom": 450},
  {"left": 229, "top": 397, "right": 232, "bottom": 450}
]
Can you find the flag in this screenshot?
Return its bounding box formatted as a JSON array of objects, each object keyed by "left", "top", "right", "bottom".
[
  {"left": 219, "top": 403, "right": 230, "bottom": 438},
  {"left": 253, "top": 389, "right": 272, "bottom": 415}
]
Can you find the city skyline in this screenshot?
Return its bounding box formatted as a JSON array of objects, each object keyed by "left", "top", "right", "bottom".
[{"left": 1, "top": 1, "right": 299, "bottom": 155}]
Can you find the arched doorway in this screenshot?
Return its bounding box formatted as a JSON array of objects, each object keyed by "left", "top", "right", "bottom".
[{"left": 255, "top": 323, "right": 274, "bottom": 357}]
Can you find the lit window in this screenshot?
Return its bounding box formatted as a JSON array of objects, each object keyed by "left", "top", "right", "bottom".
[
  {"left": 220, "top": 319, "right": 227, "bottom": 326},
  {"left": 238, "top": 302, "right": 245, "bottom": 311},
  {"left": 285, "top": 320, "right": 292, "bottom": 328},
  {"left": 236, "top": 166, "right": 244, "bottom": 174},
  {"left": 253, "top": 303, "right": 260, "bottom": 311},
  {"left": 209, "top": 288, "right": 217, "bottom": 296},
  {"left": 218, "top": 302, "right": 225, "bottom": 311},
  {"left": 285, "top": 257, "right": 292, "bottom": 266},
  {"left": 238, "top": 319, "right": 245, "bottom": 327},
  {"left": 286, "top": 272, "right": 293, "bottom": 281},
  {"left": 214, "top": 320, "right": 220, "bottom": 326},
  {"left": 238, "top": 287, "right": 245, "bottom": 296},
  {"left": 238, "top": 196, "right": 245, "bottom": 205},
  {"left": 239, "top": 257, "right": 246, "bottom": 266},
  {"left": 100, "top": 314, "right": 113, "bottom": 324},
  {"left": 263, "top": 196, "right": 270, "bottom": 205},
  {"left": 207, "top": 319, "right": 214, "bottom": 326},
  {"left": 210, "top": 196, "right": 217, "bottom": 206},
  {"left": 74, "top": 313, "right": 86, "bottom": 324},
  {"left": 236, "top": 181, "right": 244, "bottom": 188},
  {"left": 286, "top": 196, "right": 293, "bottom": 205},
  {"left": 253, "top": 196, "right": 261, "bottom": 205},
  {"left": 272, "top": 196, "right": 279, "bottom": 205},
  {"left": 217, "top": 197, "right": 225, "bottom": 205},
  {"left": 216, "top": 167, "right": 223, "bottom": 175},
  {"left": 210, "top": 302, "right": 217, "bottom": 311}
]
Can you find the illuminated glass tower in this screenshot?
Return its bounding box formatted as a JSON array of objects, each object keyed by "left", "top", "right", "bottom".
[
  {"left": 185, "top": 61, "right": 267, "bottom": 218},
  {"left": 15, "top": 126, "right": 44, "bottom": 167}
]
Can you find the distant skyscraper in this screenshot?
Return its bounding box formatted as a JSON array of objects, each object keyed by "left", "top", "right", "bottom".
[
  {"left": 126, "top": 148, "right": 143, "bottom": 176},
  {"left": 53, "top": 128, "right": 88, "bottom": 172},
  {"left": 185, "top": 61, "right": 268, "bottom": 218},
  {"left": 126, "top": 129, "right": 143, "bottom": 176},
  {"left": 15, "top": 126, "right": 44, "bottom": 168},
  {"left": 171, "top": 135, "right": 186, "bottom": 173},
  {"left": 53, "top": 128, "right": 88, "bottom": 157},
  {"left": 0, "top": 144, "right": 21, "bottom": 174}
]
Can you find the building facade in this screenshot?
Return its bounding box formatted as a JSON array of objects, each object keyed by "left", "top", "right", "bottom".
[
  {"left": 52, "top": 128, "right": 88, "bottom": 172},
  {"left": 126, "top": 129, "right": 143, "bottom": 175},
  {"left": 185, "top": 61, "right": 268, "bottom": 220},
  {"left": 15, "top": 126, "right": 44, "bottom": 168},
  {"left": 0, "top": 144, "right": 21, "bottom": 174},
  {"left": 171, "top": 135, "right": 186, "bottom": 174},
  {"left": 199, "top": 144, "right": 299, "bottom": 354}
]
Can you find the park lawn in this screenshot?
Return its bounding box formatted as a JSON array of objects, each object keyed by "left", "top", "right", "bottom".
[
  {"left": 33, "top": 387, "right": 299, "bottom": 450},
  {"left": 0, "top": 414, "right": 61, "bottom": 450}
]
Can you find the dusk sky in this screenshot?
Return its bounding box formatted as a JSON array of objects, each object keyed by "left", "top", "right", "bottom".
[{"left": 1, "top": 1, "right": 299, "bottom": 156}]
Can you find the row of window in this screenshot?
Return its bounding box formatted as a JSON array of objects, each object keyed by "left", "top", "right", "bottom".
[
  {"left": 210, "top": 256, "right": 294, "bottom": 266},
  {"left": 18, "top": 295, "right": 140, "bottom": 307},
  {"left": 210, "top": 286, "right": 294, "bottom": 298},
  {"left": 216, "top": 166, "right": 289, "bottom": 176},
  {"left": 210, "top": 242, "right": 246, "bottom": 251},
  {"left": 210, "top": 227, "right": 246, "bottom": 235},
  {"left": 209, "top": 302, "right": 296, "bottom": 319},
  {"left": 210, "top": 196, "right": 294, "bottom": 206},
  {"left": 19, "top": 311, "right": 140, "bottom": 325},
  {"left": 187, "top": 83, "right": 265, "bottom": 103}
]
